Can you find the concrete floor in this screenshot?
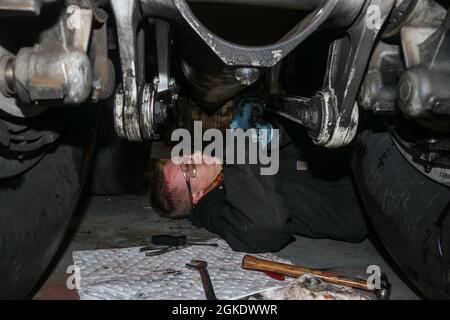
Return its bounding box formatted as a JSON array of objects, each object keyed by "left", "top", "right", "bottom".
[{"left": 33, "top": 186, "right": 421, "bottom": 300}]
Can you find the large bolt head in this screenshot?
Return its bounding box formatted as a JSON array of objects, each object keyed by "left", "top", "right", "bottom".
[{"left": 234, "top": 67, "right": 260, "bottom": 86}]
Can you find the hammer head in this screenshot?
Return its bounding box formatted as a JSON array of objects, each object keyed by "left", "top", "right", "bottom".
[
  {"left": 375, "top": 274, "right": 392, "bottom": 300},
  {"left": 186, "top": 260, "right": 208, "bottom": 270}
]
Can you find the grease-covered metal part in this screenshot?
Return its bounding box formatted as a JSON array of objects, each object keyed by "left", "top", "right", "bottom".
[
  {"left": 110, "top": 0, "right": 143, "bottom": 141},
  {"left": 272, "top": 0, "right": 393, "bottom": 148},
  {"left": 12, "top": 43, "right": 92, "bottom": 104},
  {"left": 140, "top": 81, "right": 169, "bottom": 140},
  {"left": 0, "top": 45, "right": 48, "bottom": 118},
  {"left": 272, "top": 90, "right": 359, "bottom": 148},
  {"left": 114, "top": 84, "right": 127, "bottom": 139},
  {"left": 0, "top": 1, "right": 97, "bottom": 109},
  {"left": 111, "top": 0, "right": 173, "bottom": 141},
  {"left": 140, "top": 83, "right": 158, "bottom": 140},
  {"left": 323, "top": 0, "right": 395, "bottom": 130},
  {"left": 271, "top": 95, "right": 317, "bottom": 129},
  {"left": 304, "top": 93, "right": 360, "bottom": 149}
]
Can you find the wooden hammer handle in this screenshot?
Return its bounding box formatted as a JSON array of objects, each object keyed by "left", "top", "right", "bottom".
[{"left": 242, "top": 255, "right": 373, "bottom": 292}]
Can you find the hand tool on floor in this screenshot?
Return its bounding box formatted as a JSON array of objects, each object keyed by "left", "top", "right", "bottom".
[
  {"left": 186, "top": 260, "right": 218, "bottom": 300},
  {"left": 152, "top": 235, "right": 218, "bottom": 247},
  {"left": 142, "top": 245, "right": 184, "bottom": 256},
  {"left": 140, "top": 235, "right": 217, "bottom": 255},
  {"left": 242, "top": 255, "right": 391, "bottom": 300}
]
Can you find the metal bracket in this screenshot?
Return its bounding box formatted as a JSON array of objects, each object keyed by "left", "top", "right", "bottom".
[
  {"left": 271, "top": 0, "right": 395, "bottom": 148},
  {"left": 323, "top": 0, "right": 395, "bottom": 127},
  {"left": 174, "top": 0, "right": 342, "bottom": 67},
  {"left": 111, "top": 0, "right": 172, "bottom": 141},
  {"left": 155, "top": 19, "right": 172, "bottom": 93},
  {"left": 312, "top": 0, "right": 395, "bottom": 147},
  {"left": 111, "top": 0, "right": 143, "bottom": 141}
]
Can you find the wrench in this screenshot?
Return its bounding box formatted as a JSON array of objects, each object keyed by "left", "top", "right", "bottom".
[{"left": 186, "top": 260, "right": 217, "bottom": 300}]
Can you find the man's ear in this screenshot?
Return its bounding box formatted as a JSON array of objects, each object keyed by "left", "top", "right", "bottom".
[{"left": 192, "top": 189, "right": 205, "bottom": 205}]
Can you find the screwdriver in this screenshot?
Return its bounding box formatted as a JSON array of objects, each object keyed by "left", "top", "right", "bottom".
[{"left": 151, "top": 234, "right": 218, "bottom": 247}]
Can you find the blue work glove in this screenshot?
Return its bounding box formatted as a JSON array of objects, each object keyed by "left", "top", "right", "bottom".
[{"left": 230, "top": 95, "right": 274, "bottom": 145}]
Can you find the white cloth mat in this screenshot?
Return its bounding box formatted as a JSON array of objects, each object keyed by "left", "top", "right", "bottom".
[{"left": 72, "top": 239, "right": 292, "bottom": 300}]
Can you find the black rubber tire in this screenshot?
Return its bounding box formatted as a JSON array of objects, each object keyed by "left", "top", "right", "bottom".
[
  {"left": 0, "top": 109, "right": 95, "bottom": 299},
  {"left": 353, "top": 127, "right": 450, "bottom": 299},
  {"left": 88, "top": 103, "right": 152, "bottom": 195}
]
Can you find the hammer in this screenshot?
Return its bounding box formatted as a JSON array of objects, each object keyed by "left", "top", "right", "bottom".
[{"left": 242, "top": 255, "right": 391, "bottom": 300}]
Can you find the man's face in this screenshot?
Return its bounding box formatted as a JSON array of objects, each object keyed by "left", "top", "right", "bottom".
[{"left": 164, "top": 152, "right": 222, "bottom": 205}]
